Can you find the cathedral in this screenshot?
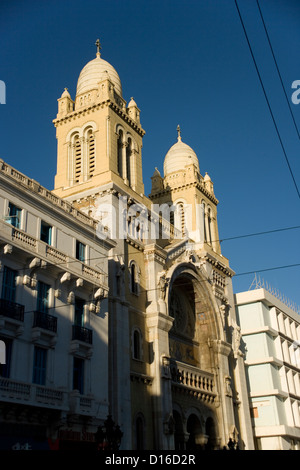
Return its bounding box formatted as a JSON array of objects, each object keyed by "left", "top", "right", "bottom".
[{"left": 51, "top": 40, "right": 254, "bottom": 450}]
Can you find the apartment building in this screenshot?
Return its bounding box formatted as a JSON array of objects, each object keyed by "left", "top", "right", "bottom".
[
  {"left": 235, "top": 286, "right": 300, "bottom": 450},
  {"left": 0, "top": 160, "right": 115, "bottom": 449}
]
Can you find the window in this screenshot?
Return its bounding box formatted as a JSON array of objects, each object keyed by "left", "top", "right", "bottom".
[
  {"left": 117, "top": 130, "right": 123, "bottom": 176},
  {"left": 87, "top": 129, "right": 95, "bottom": 177},
  {"left": 73, "top": 357, "right": 84, "bottom": 394},
  {"left": 37, "top": 281, "right": 50, "bottom": 313},
  {"left": 40, "top": 221, "right": 52, "bottom": 245},
  {"left": 133, "top": 328, "right": 142, "bottom": 360},
  {"left": 130, "top": 261, "right": 139, "bottom": 295},
  {"left": 74, "top": 297, "right": 85, "bottom": 327},
  {"left": 1, "top": 266, "right": 17, "bottom": 302},
  {"left": 74, "top": 134, "right": 82, "bottom": 183},
  {"left": 126, "top": 138, "right": 132, "bottom": 185},
  {"left": 7, "top": 202, "right": 22, "bottom": 228},
  {"left": 76, "top": 241, "right": 86, "bottom": 262},
  {"left": 0, "top": 337, "right": 12, "bottom": 378},
  {"left": 32, "top": 346, "right": 47, "bottom": 385}
]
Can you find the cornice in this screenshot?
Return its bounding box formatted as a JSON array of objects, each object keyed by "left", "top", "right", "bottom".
[
  {"left": 53, "top": 98, "right": 146, "bottom": 137},
  {"left": 149, "top": 180, "right": 219, "bottom": 205}
]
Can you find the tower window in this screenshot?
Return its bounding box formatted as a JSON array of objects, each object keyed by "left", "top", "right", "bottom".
[
  {"left": 126, "top": 138, "right": 132, "bottom": 186},
  {"left": 87, "top": 130, "right": 95, "bottom": 176},
  {"left": 130, "top": 261, "right": 139, "bottom": 295},
  {"left": 74, "top": 135, "right": 82, "bottom": 183},
  {"left": 132, "top": 328, "right": 142, "bottom": 360},
  {"left": 117, "top": 130, "right": 123, "bottom": 176},
  {"left": 176, "top": 203, "right": 185, "bottom": 236}
]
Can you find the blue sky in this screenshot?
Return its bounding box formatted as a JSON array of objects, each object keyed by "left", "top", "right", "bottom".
[{"left": 0, "top": 0, "right": 300, "bottom": 308}]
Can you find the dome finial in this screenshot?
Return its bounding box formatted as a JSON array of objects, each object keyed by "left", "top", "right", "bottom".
[
  {"left": 95, "top": 38, "right": 101, "bottom": 58},
  {"left": 177, "top": 124, "right": 182, "bottom": 142}
]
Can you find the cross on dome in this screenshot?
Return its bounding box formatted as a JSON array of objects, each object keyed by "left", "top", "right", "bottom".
[
  {"left": 95, "top": 38, "right": 102, "bottom": 57},
  {"left": 177, "top": 124, "right": 182, "bottom": 142}
]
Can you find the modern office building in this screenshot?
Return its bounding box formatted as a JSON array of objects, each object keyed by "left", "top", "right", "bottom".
[{"left": 235, "top": 283, "right": 300, "bottom": 450}]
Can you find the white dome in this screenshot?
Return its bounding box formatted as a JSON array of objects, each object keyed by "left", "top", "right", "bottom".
[
  {"left": 76, "top": 53, "right": 122, "bottom": 97},
  {"left": 163, "top": 130, "right": 199, "bottom": 176}
]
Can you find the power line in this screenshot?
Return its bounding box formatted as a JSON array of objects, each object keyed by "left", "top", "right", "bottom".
[
  {"left": 256, "top": 0, "right": 300, "bottom": 140},
  {"left": 220, "top": 224, "right": 300, "bottom": 242},
  {"left": 0, "top": 224, "right": 300, "bottom": 276},
  {"left": 234, "top": 0, "right": 300, "bottom": 200},
  {"left": 18, "top": 261, "right": 300, "bottom": 316},
  {"left": 234, "top": 262, "right": 300, "bottom": 277}
]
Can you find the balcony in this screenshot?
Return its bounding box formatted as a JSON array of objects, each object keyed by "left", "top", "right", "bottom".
[
  {"left": 0, "top": 298, "right": 24, "bottom": 322},
  {"left": 169, "top": 359, "right": 216, "bottom": 403},
  {"left": 33, "top": 311, "right": 57, "bottom": 333},
  {"left": 0, "top": 377, "right": 68, "bottom": 411},
  {"left": 31, "top": 311, "right": 58, "bottom": 347},
  {"left": 0, "top": 298, "right": 24, "bottom": 336},
  {"left": 72, "top": 325, "right": 93, "bottom": 344},
  {"left": 70, "top": 325, "right": 93, "bottom": 358}
]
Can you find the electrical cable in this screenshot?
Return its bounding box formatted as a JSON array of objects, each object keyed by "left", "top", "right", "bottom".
[
  {"left": 234, "top": 0, "right": 300, "bottom": 200},
  {"left": 12, "top": 260, "right": 299, "bottom": 317},
  {"left": 256, "top": 0, "right": 300, "bottom": 140}
]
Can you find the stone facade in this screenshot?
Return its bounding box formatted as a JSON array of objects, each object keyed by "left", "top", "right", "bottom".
[{"left": 51, "top": 43, "right": 254, "bottom": 450}]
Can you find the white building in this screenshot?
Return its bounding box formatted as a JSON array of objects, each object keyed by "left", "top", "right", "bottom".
[
  {"left": 235, "top": 285, "right": 300, "bottom": 450},
  {"left": 0, "top": 159, "right": 115, "bottom": 450}
]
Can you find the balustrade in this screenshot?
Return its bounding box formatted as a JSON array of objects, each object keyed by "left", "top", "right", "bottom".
[{"left": 169, "top": 359, "right": 215, "bottom": 400}]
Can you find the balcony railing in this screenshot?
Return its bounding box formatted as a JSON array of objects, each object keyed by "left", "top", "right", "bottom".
[
  {"left": 33, "top": 311, "right": 57, "bottom": 333},
  {"left": 0, "top": 377, "right": 68, "bottom": 410},
  {"left": 72, "top": 325, "right": 93, "bottom": 344},
  {"left": 0, "top": 298, "right": 24, "bottom": 322},
  {"left": 170, "top": 359, "right": 216, "bottom": 401}
]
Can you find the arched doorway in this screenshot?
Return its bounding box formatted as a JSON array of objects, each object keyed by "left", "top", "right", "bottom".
[
  {"left": 173, "top": 410, "right": 185, "bottom": 450},
  {"left": 186, "top": 414, "right": 202, "bottom": 450}
]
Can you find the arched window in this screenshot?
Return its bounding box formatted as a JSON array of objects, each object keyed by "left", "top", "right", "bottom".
[
  {"left": 117, "top": 130, "right": 123, "bottom": 176},
  {"left": 132, "top": 328, "right": 142, "bottom": 360},
  {"left": 129, "top": 260, "right": 140, "bottom": 295},
  {"left": 176, "top": 203, "right": 185, "bottom": 237},
  {"left": 74, "top": 134, "right": 82, "bottom": 183},
  {"left": 201, "top": 201, "right": 207, "bottom": 242},
  {"left": 207, "top": 207, "right": 212, "bottom": 244},
  {"left": 87, "top": 129, "right": 95, "bottom": 177},
  {"left": 126, "top": 138, "right": 132, "bottom": 186}
]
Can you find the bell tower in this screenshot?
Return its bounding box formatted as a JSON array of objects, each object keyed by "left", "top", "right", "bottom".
[
  {"left": 149, "top": 126, "right": 221, "bottom": 256},
  {"left": 52, "top": 40, "right": 145, "bottom": 202}
]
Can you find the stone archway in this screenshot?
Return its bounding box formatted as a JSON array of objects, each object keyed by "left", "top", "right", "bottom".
[
  {"left": 167, "top": 265, "right": 222, "bottom": 371},
  {"left": 186, "top": 414, "right": 203, "bottom": 450},
  {"left": 173, "top": 410, "right": 185, "bottom": 450}
]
